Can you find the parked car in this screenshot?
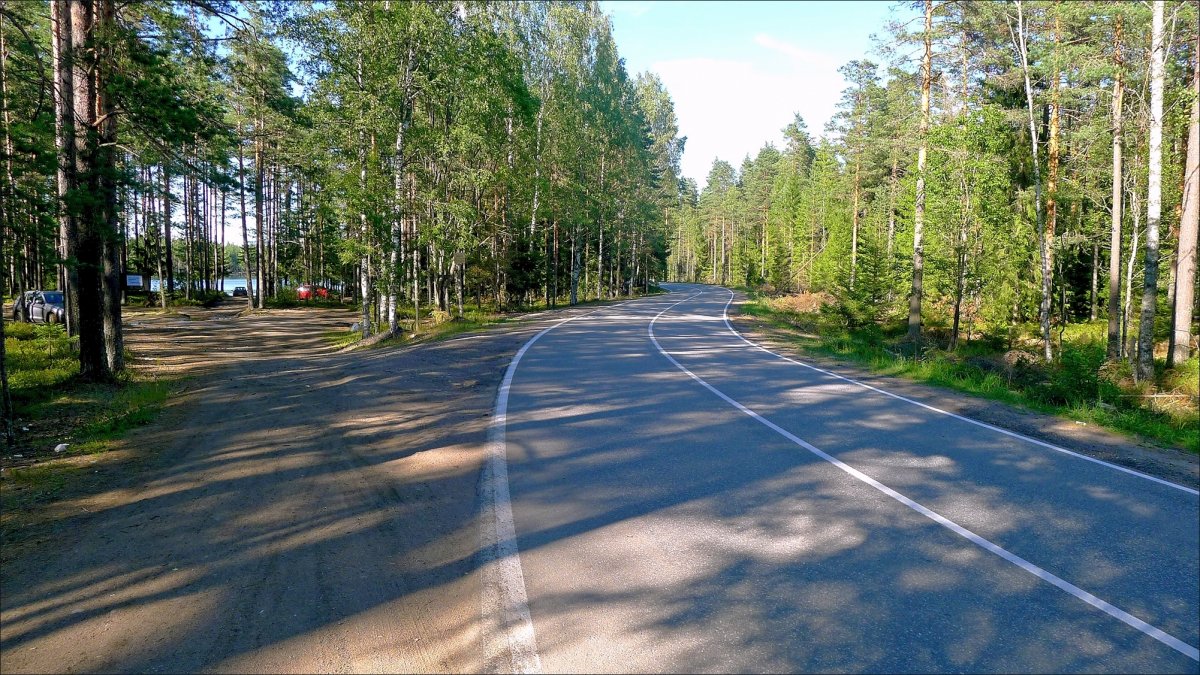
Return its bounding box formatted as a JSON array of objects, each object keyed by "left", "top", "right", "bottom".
[
  {"left": 232, "top": 286, "right": 249, "bottom": 298},
  {"left": 11, "top": 290, "right": 67, "bottom": 324},
  {"left": 296, "top": 284, "right": 330, "bottom": 301}
]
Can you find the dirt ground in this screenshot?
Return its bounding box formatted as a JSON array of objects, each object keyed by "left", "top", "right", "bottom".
[
  {"left": 0, "top": 299, "right": 560, "bottom": 673},
  {"left": 1, "top": 293, "right": 1195, "bottom": 673}
]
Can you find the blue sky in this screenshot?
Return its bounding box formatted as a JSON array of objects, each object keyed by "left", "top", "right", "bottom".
[{"left": 600, "top": 1, "right": 912, "bottom": 187}]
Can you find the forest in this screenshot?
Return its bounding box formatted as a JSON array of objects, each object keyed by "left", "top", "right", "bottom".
[
  {"left": 0, "top": 0, "right": 1198, "bottom": 448},
  {"left": 668, "top": 0, "right": 1198, "bottom": 446}
]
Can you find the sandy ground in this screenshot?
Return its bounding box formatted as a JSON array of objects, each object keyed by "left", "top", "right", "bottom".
[{"left": 0, "top": 300, "right": 553, "bottom": 673}]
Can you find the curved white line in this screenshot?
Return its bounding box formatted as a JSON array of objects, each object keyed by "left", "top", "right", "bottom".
[
  {"left": 480, "top": 295, "right": 670, "bottom": 673},
  {"left": 648, "top": 288, "right": 1199, "bottom": 663},
  {"left": 705, "top": 287, "right": 1197, "bottom": 496}
]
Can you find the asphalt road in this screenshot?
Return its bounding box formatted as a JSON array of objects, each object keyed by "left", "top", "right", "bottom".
[{"left": 499, "top": 283, "right": 1200, "bottom": 673}]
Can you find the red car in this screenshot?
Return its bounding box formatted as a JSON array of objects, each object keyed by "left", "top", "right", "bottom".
[{"left": 297, "top": 284, "right": 330, "bottom": 301}]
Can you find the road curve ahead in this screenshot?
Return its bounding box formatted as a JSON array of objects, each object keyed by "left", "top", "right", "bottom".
[{"left": 495, "top": 283, "right": 1199, "bottom": 673}]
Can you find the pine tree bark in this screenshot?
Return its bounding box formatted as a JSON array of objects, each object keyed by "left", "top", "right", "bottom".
[
  {"left": 96, "top": 0, "right": 122, "bottom": 373},
  {"left": 1106, "top": 17, "right": 1125, "bottom": 359},
  {"left": 1044, "top": 12, "right": 1061, "bottom": 351},
  {"left": 237, "top": 144, "right": 255, "bottom": 305},
  {"left": 162, "top": 165, "right": 173, "bottom": 301},
  {"left": 51, "top": 0, "right": 79, "bottom": 336},
  {"left": 1168, "top": 33, "right": 1199, "bottom": 367},
  {"left": 1136, "top": 1, "right": 1165, "bottom": 382},
  {"left": 254, "top": 135, "right": 266, "bottom": 309},
  {"left": 68, "top": 0, "right": 108, "bottom": 381}
]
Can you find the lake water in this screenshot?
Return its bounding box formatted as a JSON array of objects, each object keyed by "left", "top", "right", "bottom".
[{"left": 149, "top": 278, "right": 255, "bottom": 295}]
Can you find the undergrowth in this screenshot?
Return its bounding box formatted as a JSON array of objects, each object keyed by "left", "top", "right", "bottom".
[
  {"left": 3, "top": 319, "right": 176, "bottom": 461},
  {"left": 741, "top": 292, "right": 1199, "bottom": 453}
]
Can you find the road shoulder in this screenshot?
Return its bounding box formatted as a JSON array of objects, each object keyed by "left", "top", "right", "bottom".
[{"left": 730, "top": 298, "right": 1200, "bottom": 491}]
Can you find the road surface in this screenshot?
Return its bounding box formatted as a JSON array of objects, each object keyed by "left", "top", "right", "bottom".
[
  {"left": 491, "top": 283, "right": 1199, "bottom": 673},
  {"left": 3, "top": 286, "right": 1196, "bottom": 673}
]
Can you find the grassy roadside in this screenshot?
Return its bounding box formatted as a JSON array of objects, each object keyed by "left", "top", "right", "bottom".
[
  {"left": 735, "top": 292, "right": 1200, "bottom": 454},
  {"left": 326, "top": 285, "right": 670, "bottom": 351},
  {"left": 2, "top": 319, "right": 181, "bottom": 555}
]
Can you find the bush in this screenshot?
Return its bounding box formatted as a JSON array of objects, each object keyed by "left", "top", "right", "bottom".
[
  {"left": 826, "top": 239, "right": 894, "bottom": 329},
  {"left": 429, "top": 309, "right": 451, "bottom": 326},
  {"left": 265, "top": 287, "right": 300, "bottom": 308},
  {"left": 1027, "top": 343, "right": 1104, "bottom": 406}
]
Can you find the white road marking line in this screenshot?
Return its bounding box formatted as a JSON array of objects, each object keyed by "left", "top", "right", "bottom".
[
  {"left": 480, "top": 296, "right": 666, "bottom": 674},
  {"left": 648, "top": 291, "right": 1200, "bottom": 662},
  {"left": 702, "top": 287, "right": 1199, "bottom": 496}
]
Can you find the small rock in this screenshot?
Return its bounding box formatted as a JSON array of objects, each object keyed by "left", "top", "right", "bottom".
[
  {"left": 20, "top": 426, "right": 28, "bottom": 432},
  {"left": 54, "top": 443, "right": 69, "bottom": 453},
  {"left": 351, "top": 322, "right": 361, "bottom": 332}
]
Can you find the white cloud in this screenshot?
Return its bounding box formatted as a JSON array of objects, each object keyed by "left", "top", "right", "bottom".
[
  {"left": 603, "top": 1, "right": 654, "bottom": 19},
  {"left": 653, "top": 34, "right": 846, "bottom": 188}
]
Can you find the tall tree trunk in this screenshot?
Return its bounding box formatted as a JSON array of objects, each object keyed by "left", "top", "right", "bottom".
[
  {"left": 950, "top": 176, "right": 969, "bottom": 350},
  {"left": 162, "top": 165, "right": 173, "bottom": 302},
  {"left": 68, "top": 0, "right": 108, "bottom": 381},
  {"left": 254, "top": 135, "right": 265, "bottom": 309},
  {"left": 907, "top": 0, "right": 932, "bottom": 341},
  {"left": 237, "top": 144, "right": 254, "bottom": 305},
  {"left": 1168, "top": 33, "right": 1199, "bottom": 367},
  {"left": 851, "top": 161, "right": 860, "bottom": 289},
  {"left": 219, "top": 187, "right": 226, "bottom": 292},
  {"left": 1044, "top": 12, "right": 1061, "bottom": 347},
  {"left": 1106, "top": 17, "right": 1124, "bottom": 359},
  {"left": 152, "top": 168, "right": 166, "bottom": 310},
  {"left": 51, "top": 0, "right": 79, "bottom": 336},
  {"left": 389, "top": 48, "right": 415, "bottom": 335},
  {"left": 183, "top": 172, "right": 193, "bottom": 299},
  {"left": 1090, "top": 242, "right": 1099, "bottom": 321},
  {"left": 1124, "top": 190, "right": 1141, "bottom": 359},
  {"left": 97, "top": 0, "right": 122, "bottom": 373},
  {"left": 570, "top": 226, "right": 579, "bottom": 305},
  {"left": 1, "top": 305, "right": 12, "bottom": 448},
  {"left": 1136, "top": 1, "right": 1165, "bottom": 382},
  {"left": 1009, "top": 0, "right": 1050, "bottom": 360},
  {"left": 886, "top": 151, "right": 898, "bottom": 263},
  {"left": 1, "top": 5, "right": 16, "bottom": 302}
]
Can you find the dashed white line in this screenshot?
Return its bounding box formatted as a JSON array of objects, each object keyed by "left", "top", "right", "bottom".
[{"left": 648, "top": 287, "right": 1200, "bottom": 663}]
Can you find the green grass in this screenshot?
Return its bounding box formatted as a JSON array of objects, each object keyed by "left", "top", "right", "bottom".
[
  {"left": 740, "top": 294, "right": 1200, "bottom": 453},
  {"left": 322, "top": 328, "right": 364, "bottom": 350},
  {"left": 4, "top": 319, "right": 178, "bottom": 459},
  {"left": 333, "top": 287, "right": 665, "bottom": 351}
]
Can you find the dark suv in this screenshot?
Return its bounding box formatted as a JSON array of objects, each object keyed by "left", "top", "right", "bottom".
[{"left": 11, "top": 290, "right": 67, "bottom": 324}]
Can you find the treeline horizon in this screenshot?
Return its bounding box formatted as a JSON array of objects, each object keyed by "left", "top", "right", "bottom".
[
  {"left": 1, "top": 0, "right": 1197, "bottom": 412},
  {"left": 667, "top": 0, "right": 1198, "bottom": 382},
  {"left": 1, "top": 0, "right": 686, "bottom": 388}
]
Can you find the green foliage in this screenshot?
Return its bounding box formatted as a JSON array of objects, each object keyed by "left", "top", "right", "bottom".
[
  {"left": 5, "top": 322, "right": 77, "bottom": 402},
  {"left": 827, "top": 238, "right": 895, "bottom": 328},
  {"left": 744, "top": 297, "right": 1199, "bottom": 453}
]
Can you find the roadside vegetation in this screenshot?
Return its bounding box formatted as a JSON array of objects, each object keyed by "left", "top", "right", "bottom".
[
  {"left": 669, "top": 3, "right": 1198, "bottom": 453},
  {"left": 2, "top": 320, "right": 174, "bottom": 463},
  {"left": 739, "top": 291, "right": 1199, "bottom": 452},
  {"left": 326, "top": 283, "right": 669, "bottom": 350},
  {"left": 1, "top": 316, "right": 177, "bottom": 559}
]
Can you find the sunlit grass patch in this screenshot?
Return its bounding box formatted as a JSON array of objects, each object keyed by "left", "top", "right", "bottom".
[
  {"left": 739, "top": 296, "right": 1199, "bottom": 454},
  {"left": 5, "top": 319, "right": 182, "bottom": 461}
]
